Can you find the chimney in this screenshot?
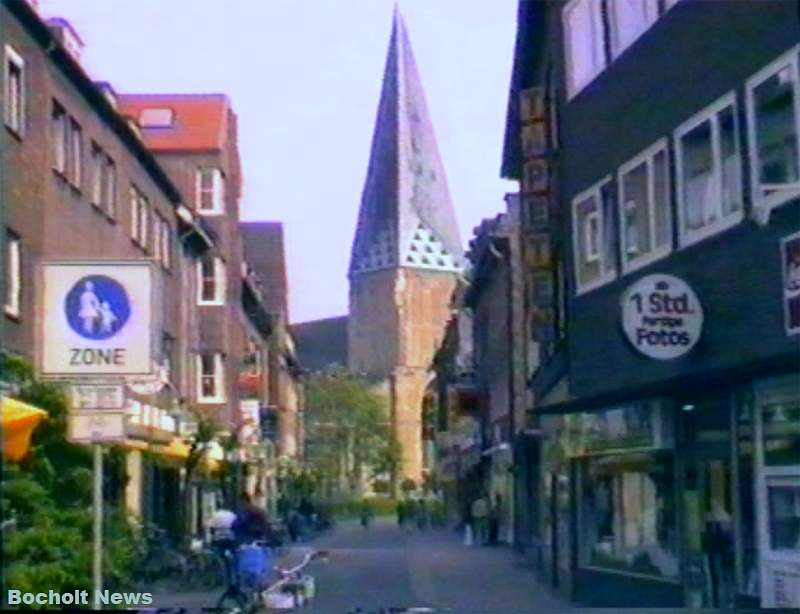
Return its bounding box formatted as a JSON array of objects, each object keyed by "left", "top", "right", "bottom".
[{"left": 45, "top": 18, "right": 84, "bottom": 63}]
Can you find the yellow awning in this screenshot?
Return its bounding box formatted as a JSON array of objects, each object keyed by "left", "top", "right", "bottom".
[
  {"left": 151, "top": 439, "right": 191, "bottom": 460},
  {"left": 2, "top": 397, "right": 48, "bottom": 461}
]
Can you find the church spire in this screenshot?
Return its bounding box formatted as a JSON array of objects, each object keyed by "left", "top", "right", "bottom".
[{"left": 349, "top": 10, "right": 463, "bottom": 277}]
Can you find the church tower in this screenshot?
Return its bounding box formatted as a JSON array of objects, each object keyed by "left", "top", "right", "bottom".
[{"left": 348, "top": 9, "right": 463, "bottom": 483}]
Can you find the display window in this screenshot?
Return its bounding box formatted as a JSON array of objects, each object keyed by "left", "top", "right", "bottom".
[{"left": 579, "top": 452, "right": 679, "bottom": 579}]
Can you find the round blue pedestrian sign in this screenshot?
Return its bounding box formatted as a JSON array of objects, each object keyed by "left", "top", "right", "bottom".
[{"left": 64, "top": 275, "right": 131, "bottom": 340}]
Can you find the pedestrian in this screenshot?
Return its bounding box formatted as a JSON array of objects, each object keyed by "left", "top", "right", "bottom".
[
  {"left": 471, "top": 494, "right": 488, "bottom": 546},
  {"left": 359, "top": 499, "right": 372, "bottom": 529},
  {"left": 416, "top": 498, "right": 428, "bottom": 531},
  {"left": 489, "top": 494, "right": 502, "bottom": 546},
  {"left": 405, "top": 498, "right": 417, "bottom": 533},
  {"left": 462, "top": 501, "right": 474, "bottom": 546},
  {"left": 396, "top": 499, "right": 405, "bottom": 527}
]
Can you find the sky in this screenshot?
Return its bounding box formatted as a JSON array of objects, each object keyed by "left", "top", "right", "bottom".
[{"left": 39, "top": 0, "right": 518, "bottom": 323}]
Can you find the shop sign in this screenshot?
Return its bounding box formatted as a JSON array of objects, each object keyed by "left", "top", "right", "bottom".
[
  {"left": 621, "top": 274, "right": 703, "bottom": 360},
  {"left": 71, "top": 384, "right": 125, "bottom": 410},
  {"left": 68, "top": 411, "right": 126, "bottom": 443},
  {"left": 41, "top": 262, "right": 155, "bottom": 376}
]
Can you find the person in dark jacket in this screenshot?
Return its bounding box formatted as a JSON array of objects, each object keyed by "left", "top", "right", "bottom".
[{"left": 231, "top": 492, "right": 268, "bottom": 545}]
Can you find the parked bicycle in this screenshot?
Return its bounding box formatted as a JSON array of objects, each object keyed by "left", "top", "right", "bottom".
[{"left": 133, "top": 524, "right": 188, "bottom": 589}]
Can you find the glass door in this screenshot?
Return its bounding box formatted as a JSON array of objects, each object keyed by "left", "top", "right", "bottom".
[{"left": 755, "top": 375, "right": 800, "bottom": 609}]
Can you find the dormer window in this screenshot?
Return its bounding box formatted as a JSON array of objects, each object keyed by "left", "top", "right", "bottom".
[
  {"left": 196, "top": 168, "right": 225, "bottom": 215},
  {"left": 139, "top": 108, "right": 174, "bottom": 129}
]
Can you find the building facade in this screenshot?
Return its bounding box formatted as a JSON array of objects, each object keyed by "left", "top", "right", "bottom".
[
  {"left": 2, "top": 0, "right": 282, "bottom": 533},
  {"left": 502, "top": 0, "right": 800, "bottom": 609}
]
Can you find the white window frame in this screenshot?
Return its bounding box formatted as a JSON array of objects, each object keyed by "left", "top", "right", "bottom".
[
  {"left": 197, "top": 255, "right": 225, "bottom": 305},
  {"left": 69, "top": 118, "right": 82, "bottom": 188},
  {"left": 608, "top": 0, "right": 659, "bottom": 60},
  {"left": 160, "top": 217, "right": 171, "bottom": 270},
  {"left": 195, "top": 168, "right": 225, "bottom": 215},
  {"left": 4, "top": 232, "right": 21, "bottom": 318},
  {"left": 104, "top": 156, "right": 117, "bottom": 218},
  {"left": 90, "top": 143, "right": 103, "bottom": 207},
  {"left": 563, "top": 0, "right": 606, "bottom": 100},
  {"left": 4, "top": 44, "right": 25, "bottom": 136},
  {"left": 675, "top": 92, "right": 744, "bottom": 247},
  {"left": 745, "top": 45, "right": 800, "bottom": 216},
  {"left": 617, "top": 138, "right": 672, "bottom": 272},
  {"left": 572, "top": 175, "right": 617, "bottom": 295},
  {"left": 197, "top": 353, "right": 225, "bottom": 403},
  {"left": 52, "top": 102, "right": 67, "bottom": 174}
]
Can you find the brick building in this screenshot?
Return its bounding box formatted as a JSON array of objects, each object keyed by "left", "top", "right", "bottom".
[{"left": 1, "top": 0, "right": 281, "bottom": 532}]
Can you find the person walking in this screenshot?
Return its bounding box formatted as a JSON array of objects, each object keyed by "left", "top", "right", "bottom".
[
  {"left": 471, "top": 494, "right": 488, "bottom": 546},
  {"left": 359, "top": 499, "right": 372, "bottom": 530},
  {"left": 489, "top": 494, "right": 502, "bottom": 546}
]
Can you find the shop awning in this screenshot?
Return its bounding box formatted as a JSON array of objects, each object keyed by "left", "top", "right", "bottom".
[
  {"left": 151, "top": 439, "right": 191, "bottom": 461},
  {"left": 2, "top": 397, "right": 48, "bottom": 461}
]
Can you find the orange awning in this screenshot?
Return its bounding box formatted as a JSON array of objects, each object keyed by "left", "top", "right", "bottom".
[{"left": 2, "top": 397, "right": 48, "bottom": 461}]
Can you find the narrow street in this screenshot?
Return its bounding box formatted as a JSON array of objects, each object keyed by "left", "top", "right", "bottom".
[{"left": 303, "top": 519, "right": 574, "bottom": 614}]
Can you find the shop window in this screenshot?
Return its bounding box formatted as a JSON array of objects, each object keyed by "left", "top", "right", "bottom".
[
  {"left": 761, "top": 398, "right": 800, "bottom": 467},
  {"left": 572, "top": 178, "right": 617, "bottom": 294},
  {"left": 580, "top": 453, "right": 679, "bottom": 579},
  {"left": 676, "top": 93, "right": 743, "bottom": 246},
  {"left": 767, "top": 480, "right": 800, "bottom": 551},
  {"left": 608, "top": 0, "right": 659, "bottom": 60},
  {"left": 619, "top": 140, "right": 671, "bottom": 271},
  {"left": 4, "top": 44, "right": 25, "bottom": 136},
  {"left": 746, "top": 47, "right": 800, "bottom": 214}
]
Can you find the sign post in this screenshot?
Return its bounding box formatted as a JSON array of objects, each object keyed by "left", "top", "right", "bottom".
[
  {"left": 41, "top": 261, "right": 156, "bottom": 610},
  {"left": 93, "top": 443, "right": 103, "bottom": 610}
]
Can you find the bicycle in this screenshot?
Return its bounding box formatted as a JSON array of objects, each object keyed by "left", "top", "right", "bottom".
[
  {"left": 180, "top": 537, "right": 227, "bottom": 591},
  {"left": 133, "top": 524, "right": 188, "bottom": 590}
]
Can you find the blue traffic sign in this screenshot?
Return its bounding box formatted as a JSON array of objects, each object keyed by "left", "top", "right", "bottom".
[{"left": 64, "top": 275, "right": 131, "bottom": 340}]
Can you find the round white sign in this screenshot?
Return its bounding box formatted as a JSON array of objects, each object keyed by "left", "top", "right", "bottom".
[{"left": 621, "top": 274, "right": 703, "bottom": 360}]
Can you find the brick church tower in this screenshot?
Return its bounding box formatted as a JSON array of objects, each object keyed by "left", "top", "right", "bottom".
[{"left": 348, "top": 9, "right": 463, "bottom": 483}]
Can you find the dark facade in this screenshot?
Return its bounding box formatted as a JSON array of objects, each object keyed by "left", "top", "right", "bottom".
[{"left": 503, "top": 0, "right": 800, "bottom": 609}]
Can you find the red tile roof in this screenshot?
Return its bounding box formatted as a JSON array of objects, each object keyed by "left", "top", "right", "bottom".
[{"left": 117, "top": 93, "right": 229, "bottom": 151}]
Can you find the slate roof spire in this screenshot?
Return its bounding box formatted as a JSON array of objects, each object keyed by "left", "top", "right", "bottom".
[{"left": 349, "top": 9, "right": 463, "bottom": 277}]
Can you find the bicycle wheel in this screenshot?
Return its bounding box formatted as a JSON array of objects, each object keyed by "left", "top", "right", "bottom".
[{"left": 216, "top": 590, "right": 250, "bottom": 614}]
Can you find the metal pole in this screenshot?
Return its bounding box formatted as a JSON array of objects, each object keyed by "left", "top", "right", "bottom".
[{"left": 93, "top": 443, "right": 103, "bottom": 610}]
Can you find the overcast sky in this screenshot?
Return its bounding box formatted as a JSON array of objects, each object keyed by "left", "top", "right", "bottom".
[{"left": 39, "top": 0, "right": 518, "bottom": 323}]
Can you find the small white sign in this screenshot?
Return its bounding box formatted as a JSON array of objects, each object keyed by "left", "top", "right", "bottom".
[
  {"left": 621, "top": 274, "right": 703, "bottom": 360},
  {"left": 41, "top": 262, "right": 154, "bottom": 376},
  {"left": 68, "top": 411, "right": 126, "bottom": 443},
  {"left": 71, "top": 384, "right": 125, "bottom": 410}
]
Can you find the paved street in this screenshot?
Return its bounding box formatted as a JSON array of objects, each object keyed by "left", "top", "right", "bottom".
[{"left": 303, "top": 518, "right": 574, "bottom": 614}]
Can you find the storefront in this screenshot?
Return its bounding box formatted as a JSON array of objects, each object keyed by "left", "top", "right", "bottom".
[{"left": 539, "top": 371, "right": 800, "bottom": 609}]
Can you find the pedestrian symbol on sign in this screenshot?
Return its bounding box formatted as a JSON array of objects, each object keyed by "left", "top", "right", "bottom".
[{"left": 64, "top": 275, "right": 131, "bottom": 340}]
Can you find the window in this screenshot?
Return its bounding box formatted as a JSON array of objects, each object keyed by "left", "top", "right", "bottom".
[
  {"left": 4, "top": 231, "right": 21, "bottom": 318},
  {"left": 138, "top": 108, "right": 174, "bottom": 128},
  {"left": 243, "top": 337, "right": 262, "bottom": 376},
  {"left": 153, "top": 214, "right": 171, "bottom": 270},
  {"left": 572, "top": 178, "right": 617, "bottom": 294},
  {"left": 52, "top": 102, "right": 67, "bottom": 174},
  {"left": 91, "top": 144, "right": 117, "bottom": 217},
  {"left": 197, "top": 255, "right": 225, "bottom": 305},
  {"left": 129, "top": 185, "right": 149, "bottom": 248},
  {"left": 746, "top": 47, "right": 800, "bottom": 213},
  {"left": 196, "top": 168, "right": 225, "bottom": 214},
  {"left": 4, "top": 45, "right": 25, "bottom": 135},
  {"left": 69, "top": 119, "right": 82, "bottom": 187},
  {"left": 618, "top": 140, "right": 671, "bottom": 270},
  {"left": 676, "top": 94, "right": 743, "bottom": 246},
  {"left": 580, "top": 452, "right": 678, "bottom": 579},
  {"left": 608, "top": 0, "right": 659, "bottom": 59},
  {"left": 563, "top": 0, "right": 606, "bottom": 98},
  {"left": 197, "top": 353, "right": 225, "bottom": 403}
]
